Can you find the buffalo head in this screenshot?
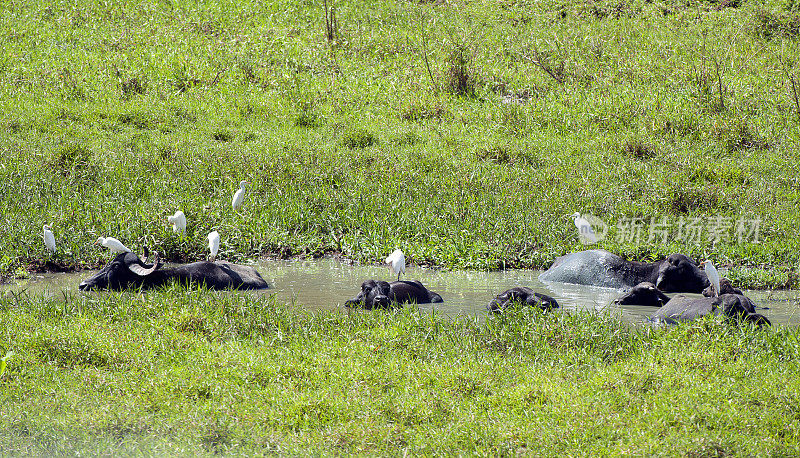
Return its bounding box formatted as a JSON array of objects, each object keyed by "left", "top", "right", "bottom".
[
  {"left": 613, "top": 282, "right": 670, "bottom": 307},
  {"left": 702, "top": 277, "right": 743, "bottom": 297},
  {"left": 487, "top": 287, "right": 559, "bottom": 313},
  {"left": 655, "top": 254, "right": 710, "bottom": 293},
  {"left": 79, "top": 252, "right": 161, "bottom": 291},
  {"left": 345, "top": 280, "right": 393, "bottom": 309}
]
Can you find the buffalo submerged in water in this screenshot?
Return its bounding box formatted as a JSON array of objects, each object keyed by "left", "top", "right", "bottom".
[
  {"left": 78, "top": 252, "right": 269, "bottom": 291},
  {"left": 539, "top": 249, "right": 710, "bottom": 293},
  {"left": 613, "top": 281, "right": 771, "bottom": 326},
  {"left": 345, "top": 279, "right": 443, "bottom": 309}
]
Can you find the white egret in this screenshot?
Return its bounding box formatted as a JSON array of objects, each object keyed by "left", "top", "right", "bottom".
[
  {"left": 96, "top": 236, "right": 132, "bottom": 254},
  {"left": 571, "top": 212, "right": 599, "bottom": 245},
  {"left": 43, "top": 225, "right": 56, "bottom": 253},
  {"left": 168, "top": 210, "right": 187, "bottom": 234},
  {"left": 208, "top": 230, "right": 220, "bottom": 261},
  {"left": 701, "top": 260, "right": 721, "bottom": 298},
  {"left": 385, "top": 249, "right": 405, "bottom": 281},
  {"left": 231, "top": 181, "right": 250, "bottom": 210}
]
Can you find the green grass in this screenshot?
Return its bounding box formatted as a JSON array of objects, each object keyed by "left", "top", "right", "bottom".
[
  {"left": 1, "top": 289, "right": 799, "bottom": 455},
  {"left": 3, "top": 1, "right": 800, "bottom": 451},
  {"left": 1, "top": 0, "right": 799, "bottom": 287}
]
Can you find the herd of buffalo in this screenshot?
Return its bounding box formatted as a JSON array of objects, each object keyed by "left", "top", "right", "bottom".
[{"left": 78, "top": 248, "right": 770, "bottom": 326}]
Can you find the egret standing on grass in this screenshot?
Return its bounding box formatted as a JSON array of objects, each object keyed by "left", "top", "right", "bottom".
[
  {"left": 386, "top": 249, "right": 405, "bottom": 281},
  {"left": 571, "top": 212, "right": 599, "bottom": 245},
  {"left": 43, "top": 225, "right": 56, "bottom": 253},
  {"left": 95, "top": 236, "right": 132, "bottom": 254},
  {"left": 208, "top": 231, "right": 220, "bottom": 262},
  {"left": 232, "top": 181, "right": 250, "bottom": 211},
  {"left": 701, "top": 260, "right": 721, "bottom": 298},
  {"left": 168, "top": 210, "right": 186, "bottom": 234}
]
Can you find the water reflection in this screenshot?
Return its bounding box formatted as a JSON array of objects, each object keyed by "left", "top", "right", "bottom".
[{"left": 2, "top": 258, "right": 799, "bottom": 326}]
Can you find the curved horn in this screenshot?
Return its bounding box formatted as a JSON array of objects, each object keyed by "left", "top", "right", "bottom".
[{"left": 127, "top": 253, "right": 161, "bottom": 276}]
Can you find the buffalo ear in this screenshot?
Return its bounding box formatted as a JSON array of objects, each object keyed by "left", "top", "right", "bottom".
[{"left": 128, "top": 254, "right": 161, "bottom": 276}]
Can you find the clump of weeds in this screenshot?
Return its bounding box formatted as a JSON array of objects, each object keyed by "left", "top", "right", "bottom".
[
  {"left": 295, "top": 111, "right": 318, "bottom": 127},
  {"left": 711, "top": 117, "right": 769, "bottom": 153},
  {"left": 750, "top": 8, "right": 800, "bottom": 39},
  {"left": 170, "top": 62, "right": 202, "bottom": 93},
  {"left": 113, "top": 66, "right": 147, "bottom": 98},
  {"left": 666, "top": 186, "right": 724, "bottom": 214},
  {"left": 212, "top": 129, "right": 235, "bottom": 142},
  {"left": 118, "top": 111, "right": 155, "bottom": 130},
  {"left": 342, "top": 128, "right": 378, "bottom": 148},
  {"left": 622, "top": 138, "right": 656, "bottom": 160},
  {"left": 51, "top": 143, "right": 95, "bottom": 177},
  {"left": 401, "top": 103, "right": 446, "bottom": 122},
  {"left": 445, "top": 43, "right": 479, "bottom": 97},
  {"left": 476, "top": 145, "right": 537, "bottom": 166}
]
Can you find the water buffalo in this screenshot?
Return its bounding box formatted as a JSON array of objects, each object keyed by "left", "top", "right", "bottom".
[
  {"left": 702, "top": 277, "right": 743, "bottom": 297},
  {"left": 651, "top": 294, "right": 770, "bottom": 326},
  {"left": 539, "top": 250, "right": 710, "bottom": 293},
  {"left": 487, "top": 287, "right": 559, "bottom": 312},
  {"left": 345, "top": 280, "right": 442, "bottom": 309},
  {"left": 612, "top": 282, "right": 671, "bottom": 307},
  {"left": 78, "top": 252, "right": 269, "bottom": 291}
]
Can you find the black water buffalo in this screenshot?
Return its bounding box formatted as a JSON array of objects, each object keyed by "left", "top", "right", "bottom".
[
  {"left": 487, "top": 287, "right": 559, "bottom": 312},
  {"left": 345, "top": 280, "right": 443, "bottom": 309},
  {"left": 651, "top": 294, "right": 770, "bottom": 326},
  {"left": 612, "top": 282, "right": 671, "bottom": 307},
  {"left": 78, "top": 252, "right": 269, "bottom": 291},
  {"left": 702, "top": 277, "right": 743, "bottom": 297},
  {"left": 538, "top": 250, "right": 710, "bottom": 293}
]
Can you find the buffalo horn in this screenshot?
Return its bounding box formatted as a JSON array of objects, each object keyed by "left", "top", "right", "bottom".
[{"left": 127, "top": 254, "right": 161, "bottom": 276}]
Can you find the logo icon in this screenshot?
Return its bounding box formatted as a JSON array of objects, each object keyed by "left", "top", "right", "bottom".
[{"left": 571, "top": 212, "right": 607, "bottom": 245}]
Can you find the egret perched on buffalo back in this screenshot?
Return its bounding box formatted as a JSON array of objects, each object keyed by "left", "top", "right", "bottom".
[
  {"left": 208, "top": 231, "right": 220, "bottom": 262},
  {"left": 168, "top": 210, "right": 187, "bottom": 234},
  {"left": 43, "top": 225, "right": 56, "bottom": 253},
  {"left": 571, "top": 212, "right": 598, "bottom": 245},
  {"left": 701, "top": 260, "right": 721, "bottom": 298},
  {"left": 96, "top": 236, "right": 132, "bottom": 254},
  {"left": 386, "top": 249, "right": 405, "bottom": 281},
  {"left": 232, "top": 181, "right": 250, "bottom": 210}
]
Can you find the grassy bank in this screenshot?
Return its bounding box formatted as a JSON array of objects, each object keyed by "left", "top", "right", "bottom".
[
  {"left": 1, "top": 0, "right": 800, "bottom": 286},
  {"left": 0, "top": 289, "right": 798, "bottom": 455}
]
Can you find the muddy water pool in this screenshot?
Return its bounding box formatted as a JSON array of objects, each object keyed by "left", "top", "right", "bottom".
[{"left": 3, "top": 258, "right": 798, "bottom": 325}]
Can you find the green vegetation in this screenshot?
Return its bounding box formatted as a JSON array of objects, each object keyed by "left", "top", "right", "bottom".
[
  {"left": 0, "top": 0, "right": 799, "bottom": 286},
  {"left": 2, "top": 0, "right": 800, "bottom": 451},
  {"left": 0, "top": 289, "right": 798, "bottom": 455}
]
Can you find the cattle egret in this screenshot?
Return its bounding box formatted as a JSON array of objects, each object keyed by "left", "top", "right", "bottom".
[
  {"left": 168, "top": 210, "right": 187, "bottom": 234},
  {"left": 96, "top": 236, "right": 132, "bottom": 254},
  {"left": 701, "top": 260, "right": 721, "bottom": 298},
  {"left": 43, "top": 225, "right": 56, "bottom": 253},
  {"left": 386, "top": 249, "right": 405, "bottom": 281},
  {"left": 571, "top": 212, "right": 599, "bottom": 244},
  {"left": 232, "top": 181, "right": 250, "bottom": 210},
  {"left": 208, "top": 230, "right": 220, "bottom": 262}
]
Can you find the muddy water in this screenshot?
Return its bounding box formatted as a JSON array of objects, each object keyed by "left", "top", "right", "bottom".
[{"left": 3, "top": 258, "right": 799, "bottom": 326}]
